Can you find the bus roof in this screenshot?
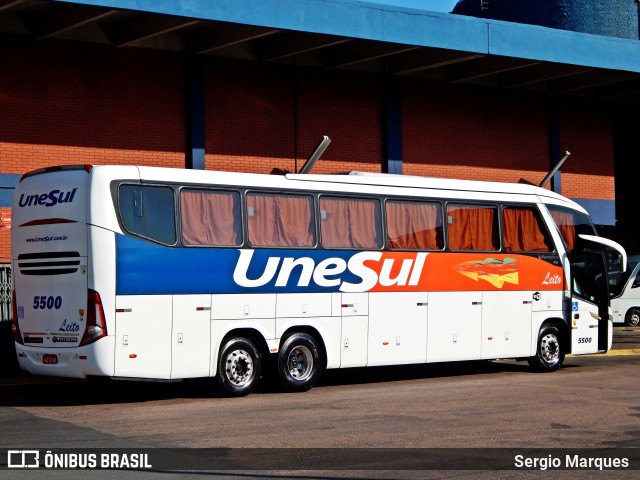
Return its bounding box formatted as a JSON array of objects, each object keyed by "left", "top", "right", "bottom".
[
  {"left": 104, "top": 165, "right": 586, "bottom": 213},
  {"left": 286, "top": 171, "right": 584, "bottom": 210}
]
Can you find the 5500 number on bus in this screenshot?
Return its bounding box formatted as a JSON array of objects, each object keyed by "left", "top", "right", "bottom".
[{"left": 33, "top": 296, "right": 62, "bottom": 309}]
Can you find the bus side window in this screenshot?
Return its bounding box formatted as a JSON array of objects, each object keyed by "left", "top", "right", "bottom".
[
  {"left": 181, "top": 189, "right": 242, "bottom": 246},
  {"left": 502, "top": 206, "right": 553, "bottom": 252},
  {"left": 446, "top": 204, "right": 499, "bottom": 251},
  {"left": 386, "top": 200, "right": 443, "bottom": 250},
  {"left": 320, "top": 196, "right": 382, "bottom": 249},
  {"left": 246, "top": 192, "right": 316, "bottom": 248},
  {"left": 119, "top": 185, "right": 176, "bottom": 245}
]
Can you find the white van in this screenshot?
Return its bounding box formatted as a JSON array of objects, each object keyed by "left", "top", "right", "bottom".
[{"left": 611, "top": 257, "right": 640, "bottom": 326}]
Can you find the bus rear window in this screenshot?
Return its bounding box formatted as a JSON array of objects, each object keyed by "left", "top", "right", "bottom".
[{"left": 119, "top": 185, "right": 176, "bottom": 244}]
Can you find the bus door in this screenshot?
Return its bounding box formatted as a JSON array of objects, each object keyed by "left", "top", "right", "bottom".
[{"left": 569, "top": 247, "right": 610, "bottom": 354}]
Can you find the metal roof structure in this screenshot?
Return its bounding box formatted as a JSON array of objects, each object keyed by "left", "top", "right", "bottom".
[{"left": 2, "top": 0, "right": 640, "bottom": 104}]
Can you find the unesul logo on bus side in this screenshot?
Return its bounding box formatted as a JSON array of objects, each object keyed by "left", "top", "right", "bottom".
[
  {"left": 233, "top": 250, "right": 427, "bottom": 292},
  {"left": 18, "top": 188, "right": 78, "bottom": 208}
]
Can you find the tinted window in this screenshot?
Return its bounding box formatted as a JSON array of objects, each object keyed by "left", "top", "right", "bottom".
[
  {"left": 547, "top": 206, "right": 597, "bottom": 252},
  {"left": 119, "top": 185, "right": 176, "bottom": 244}
]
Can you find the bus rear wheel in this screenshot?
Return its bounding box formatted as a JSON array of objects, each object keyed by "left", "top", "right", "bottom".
[
  {"left": 528, "top": 324, "right": 564, "bottom": 372},
  {"left": 217, "top": 337, "right": 261, "bottom": 397},
  {"left": 277, "top": 333, "right": 323, "bottom": 392}
]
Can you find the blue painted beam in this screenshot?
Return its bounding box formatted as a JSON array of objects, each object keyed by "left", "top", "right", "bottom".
[
  {"left": 383, "top": 76, "right": 402, "bottom": 174},
  {"left": 185, "top": 55, "right": 206, "bottom": 170},
  {"left": 51, "top": 1, "right": 640, "bottom": 74},
  {"left": 52, "top": 0, "right": 489, "bottom": 53}
]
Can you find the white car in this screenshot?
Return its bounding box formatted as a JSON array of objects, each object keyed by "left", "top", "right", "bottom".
[{"left": 611, "top": 259, "right": 640, "bottom": 326}]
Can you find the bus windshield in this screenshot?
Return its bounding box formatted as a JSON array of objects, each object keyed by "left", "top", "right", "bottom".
[{"left": 547, "top": 205, "right": 597, "bottom": 254}]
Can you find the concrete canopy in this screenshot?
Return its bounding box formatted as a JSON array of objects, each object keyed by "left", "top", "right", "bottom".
[{"left": 1, "top": 0, "right": 640, "bottom": 103}]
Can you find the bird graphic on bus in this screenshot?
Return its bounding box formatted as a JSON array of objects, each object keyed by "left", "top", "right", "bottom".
[{"left": 453, "top": 257, "right": 519, "bottom": 289}]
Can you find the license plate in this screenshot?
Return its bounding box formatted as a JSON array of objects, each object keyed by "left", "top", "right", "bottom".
[{"left": 42, "top": 354, "right": 58, "bottom": 365}]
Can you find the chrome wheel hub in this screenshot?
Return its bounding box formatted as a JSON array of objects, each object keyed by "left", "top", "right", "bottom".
[
  {"left": 224, "top": 349, "right": 254, "bottom": 386},
  {"left": 287, "top": 345, "right": 313, "bottom": 382},
  {"left": 540, "top": 333, "right": 559, "bottom": 364}
]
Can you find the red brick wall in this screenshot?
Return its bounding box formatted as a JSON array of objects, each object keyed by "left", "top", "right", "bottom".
[
  {"left": 204, "top": 61, "right": 382, "bottom": 174},
  {"left": 204, "top": 61, "right": 297, "bottom": 174},
  {"left": 296, "top": 69, "right": 382, "bottom": 174},
  {"left": 0, "top": 38, "right": 185, "bottom": 174},
  {"left": 559, "top": 103, "right": 615, "bottom": 200},
  {"left": 403, "top": 81, "right": 550, "bottom": 184}
]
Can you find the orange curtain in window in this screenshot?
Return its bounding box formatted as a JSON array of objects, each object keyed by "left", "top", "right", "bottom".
[
  {"left": 447, "top": 205, "right": 498, "bottom": 251},
  {"left": 386, "top": 201, "right": 442, "bottom": 250},
  {"left": 321, "top": 197, "right": 381, "bottom": 249},
  {"left": 277, "top": 195, "right": 315, "bottom": 247},
  {"left": 181, "top": 191, "right": 241, "bottom": 246},
  {"left": 550, "top": 210, "right": 576, "bottom": 251},
  {"left": 247, "top": 194, "right": 315, "bottom": 247},
  {"left": 502, "top": 207, "right": 551, "bottom": 252}
]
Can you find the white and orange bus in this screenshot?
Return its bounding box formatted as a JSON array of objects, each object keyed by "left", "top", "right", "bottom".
[{"left": 10, "top": 165, "right": 626, "bottom": 396}]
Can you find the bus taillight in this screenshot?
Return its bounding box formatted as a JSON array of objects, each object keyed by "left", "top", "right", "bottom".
[
  {"left": 11, "top": 291, "right": 24, "bottom": 345},
  {"left": 81, "top": 289, "right": 107, "bottom": 346}
]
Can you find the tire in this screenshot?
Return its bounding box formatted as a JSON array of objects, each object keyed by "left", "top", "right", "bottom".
[
  {"left": 277, "top": 333, "right": 324, "bottom": 392},
  {"left": 528, "top": 324, "right": 565, "bottom": 372},
  {"left": 217, "top": 337, "right": 261, "bottom": 397},
  {"left": 625, "top": 309, "right": 640, "bottom": 327}
]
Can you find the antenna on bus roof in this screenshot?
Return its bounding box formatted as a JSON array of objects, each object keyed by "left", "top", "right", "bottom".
[
  {"left": 298, "top": 135, "right": 331, "bottom": 174},
  {"left": 539, "top": 151, "right": 571, "bottom": 188}
]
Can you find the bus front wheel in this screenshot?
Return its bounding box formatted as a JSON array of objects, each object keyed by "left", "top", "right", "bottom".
[
  {"left": 528, "top": 324, "right": 565, "bottom": 372},
  {"left": 625, "top": 309, "right": 640, "bottom": 327},
  {"left": 277, "top": 333, "right": 324, "bottom": 392},
  {"left": 217, "top": 337, "right": 262, "bottom": 397}
]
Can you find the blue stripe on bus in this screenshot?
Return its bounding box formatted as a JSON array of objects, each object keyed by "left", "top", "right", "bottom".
[{"left": 115, "top": 234, "right": 359, "bottom": 295}]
